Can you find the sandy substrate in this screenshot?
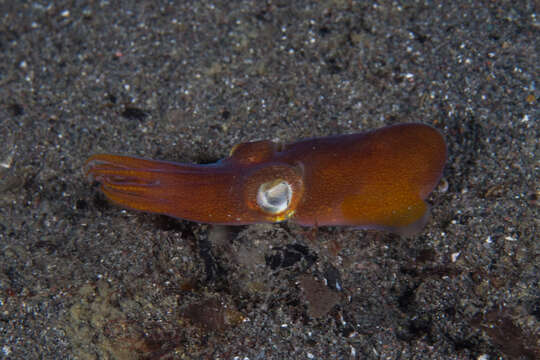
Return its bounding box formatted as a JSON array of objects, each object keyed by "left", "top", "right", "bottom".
[{"left": 0, "top": 1, "right": 538, "bottom": 359}]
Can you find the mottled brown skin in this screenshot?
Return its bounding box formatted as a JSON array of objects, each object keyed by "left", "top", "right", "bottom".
[{"left": 86, "top": 123, "right": 447, "bottom": 234}]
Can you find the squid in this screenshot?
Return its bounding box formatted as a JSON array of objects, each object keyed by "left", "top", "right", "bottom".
[{"left": 86, "top": 123, "right": 447, "bottom": 234}]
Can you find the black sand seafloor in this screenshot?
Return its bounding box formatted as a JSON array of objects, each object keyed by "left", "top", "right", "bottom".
[{"left": 0, "top": 1, "right": 538, "bottom": 359}]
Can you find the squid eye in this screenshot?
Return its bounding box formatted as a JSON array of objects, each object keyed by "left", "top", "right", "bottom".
[{"left": 256, "top": 179, "right": 292, "bottom": 214}]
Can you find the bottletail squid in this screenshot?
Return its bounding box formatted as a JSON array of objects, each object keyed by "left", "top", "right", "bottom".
[{"left": 86, "top": 123, "right": 447, "bottom": 234}]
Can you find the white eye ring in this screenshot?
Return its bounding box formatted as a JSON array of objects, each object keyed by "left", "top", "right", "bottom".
[{"left": 256, "top": 180, "right": 292, "bottom": 214}]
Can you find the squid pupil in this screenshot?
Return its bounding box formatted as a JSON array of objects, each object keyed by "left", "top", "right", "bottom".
[{"left": 257, "top": 180, "right": 292, "bottom": 214}]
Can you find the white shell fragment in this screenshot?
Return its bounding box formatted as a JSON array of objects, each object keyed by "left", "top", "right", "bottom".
[{"left": 256, "top": 179, "right": 293, "bottom": 214}]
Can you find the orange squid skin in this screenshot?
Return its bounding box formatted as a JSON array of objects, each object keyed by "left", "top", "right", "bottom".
[{"left": 86, "top": 123, "right": 447, "bottom": 234}]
